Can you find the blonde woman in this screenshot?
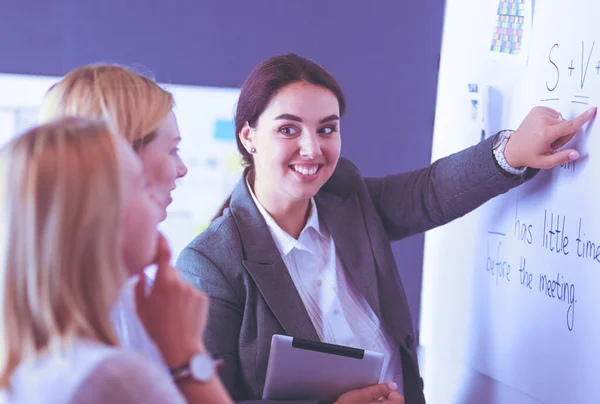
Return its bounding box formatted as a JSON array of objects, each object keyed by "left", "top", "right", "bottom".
[
  {"left": 38, "top": 64, "right": 187, "bottom": 366},
  {"left": 39, "top": 64, "right": 188, "bottom": 222},
  {"left": 0, "top": 117, "right": 233, "bottom": 403}
]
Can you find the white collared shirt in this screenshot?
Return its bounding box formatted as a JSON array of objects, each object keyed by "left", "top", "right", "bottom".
[{"left": 247, "top": 180, "right": 403, "bottom": 388}]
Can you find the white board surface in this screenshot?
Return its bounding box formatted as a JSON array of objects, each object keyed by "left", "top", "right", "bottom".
[{"left": 420, "top": 0, "right": 600, "bottom": 403}]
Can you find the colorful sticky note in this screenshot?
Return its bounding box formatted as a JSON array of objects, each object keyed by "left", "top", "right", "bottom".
[{"left": 213, "top": 119, "right": 235, "bottom": 141}]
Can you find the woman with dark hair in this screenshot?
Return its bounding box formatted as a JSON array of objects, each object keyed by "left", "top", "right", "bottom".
[{"left": 177, "top": 53, "right": 595, "bottom": 403}]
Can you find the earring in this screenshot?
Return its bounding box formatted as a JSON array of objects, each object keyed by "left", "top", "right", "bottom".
[{"left": 249, "top": 147, "right": 256, "bottom": 154}]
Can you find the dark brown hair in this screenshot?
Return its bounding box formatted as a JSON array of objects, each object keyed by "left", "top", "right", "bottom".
[{"left": 213, "top": 54, "right": 346, "bottom": 220}]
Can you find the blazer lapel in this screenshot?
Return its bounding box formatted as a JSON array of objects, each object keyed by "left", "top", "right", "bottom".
[
  {"left": 243, "top": 259, "right": 319, "bottom": 341},
  {"left": 229, "top": 177, "right": 319, "bottom": 342},
  {"left": 316, "top": 191, "right": 383, "bottom": 320}
]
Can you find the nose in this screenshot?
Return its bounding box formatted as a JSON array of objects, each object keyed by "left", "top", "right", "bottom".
[
  {"left": 176, "top": 156, "right": 188, "bottom": 179},
  {"left": 299, "top": 131, "right": 322, "bottom": 159}
]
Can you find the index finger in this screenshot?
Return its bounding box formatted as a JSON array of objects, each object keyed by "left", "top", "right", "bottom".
[
  {"left": 551, "top": 107, "right": 597, "bottom": 138},
  {"left": 153, "top": 233, "right": 171, "bottom": 266},
  {"left": 153, "top": 233, "right": 173, "bottom": 281}
]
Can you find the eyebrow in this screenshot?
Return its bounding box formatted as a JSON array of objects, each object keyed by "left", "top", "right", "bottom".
[{"left": 274, "top": 114, "right": 340, "bottom": 124}]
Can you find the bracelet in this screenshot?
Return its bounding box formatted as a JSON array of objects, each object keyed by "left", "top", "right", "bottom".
[{"left": 492, "top": 130, "right": 528, "bottom": 177}]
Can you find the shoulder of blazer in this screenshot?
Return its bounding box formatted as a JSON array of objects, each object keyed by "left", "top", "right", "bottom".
[
  {"left": 181, "top": 208, "right": 244, "bottom": 266},
  {"left": 320, "top": 157, "right": 365, "bottom": 196}
]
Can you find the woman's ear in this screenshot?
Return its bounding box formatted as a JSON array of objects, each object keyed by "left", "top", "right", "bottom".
[{"left": 239, "top": 122, "right": 254, "bottom": 154}]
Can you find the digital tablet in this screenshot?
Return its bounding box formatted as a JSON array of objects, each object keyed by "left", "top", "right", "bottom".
[{"left": 262, "top": 334, "right": 384, "bottom": 403}]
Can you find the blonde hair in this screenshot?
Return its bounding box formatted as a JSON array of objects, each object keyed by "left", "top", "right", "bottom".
[
  {"left": 0, "top": 117, "right": 127, "bottom": 387},
  {"left": 39, "top": 64, "right": 174, "bottom": 150}
]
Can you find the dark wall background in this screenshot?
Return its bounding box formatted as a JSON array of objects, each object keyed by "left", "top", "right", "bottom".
[{"left": 0, "top": 0, "right": 445, "bottom": 340}]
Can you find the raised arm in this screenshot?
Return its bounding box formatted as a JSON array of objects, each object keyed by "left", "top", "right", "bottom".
[
  {"left": 135, "top": 234, "right": 234, "bottom": 404},
  {"left": 365, "top": 135, "right": 525, "bottom": 240},
  {"left": 366, "top": 106, "right": 596, "bottom": 241}
]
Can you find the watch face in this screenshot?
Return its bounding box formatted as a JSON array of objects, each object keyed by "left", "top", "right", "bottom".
[
  {"left": 190, "top": 354, "right": 214, "bottom": 382},
  {"left": 492, "top": 132, "right": 504, "bottom": 150}
]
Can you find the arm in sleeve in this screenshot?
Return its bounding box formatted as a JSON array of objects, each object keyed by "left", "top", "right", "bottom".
[{"left": 365, "top": 135, "right": 537, "bottom": 241}]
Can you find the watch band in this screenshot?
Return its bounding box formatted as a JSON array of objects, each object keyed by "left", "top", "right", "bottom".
[
  {"left": 171, "top": 363, "right": 194, "bottom": 383},
  {"left": 492, "top": 130, "right": 528, "bottom": 177},
  {"left": 170, "top": 353, "right": 223, "bottom": 383}
]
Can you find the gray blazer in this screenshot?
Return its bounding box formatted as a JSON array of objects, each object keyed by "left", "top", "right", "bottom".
[{"left": 177, "top": 135, "right": 532, "bottom": 404}]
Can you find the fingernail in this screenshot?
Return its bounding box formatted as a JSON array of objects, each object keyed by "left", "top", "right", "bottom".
[
  {"left": 388, "top": 382, "right": 398, "bottom": 391},
  {"left": 569, "top": 151, "right": 580, "bottom": 160},
  {"left": 588, "top": 107, "right": 597, "bottom": 115}
]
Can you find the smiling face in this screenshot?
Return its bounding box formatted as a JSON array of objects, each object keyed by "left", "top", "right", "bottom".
[
  {"left": 137, "top": 111, "right": 188, "bottom": 221},
  {"left": 242, "top": 82, "right": 342, "bottom": 208}
]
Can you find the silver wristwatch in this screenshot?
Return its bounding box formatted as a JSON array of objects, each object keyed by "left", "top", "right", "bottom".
[
  {"left": 170, "top": 353, "right": 223, "bottom": 383},
  {"left": 492, "top": 130, "right": 528, "bottom": 177}
]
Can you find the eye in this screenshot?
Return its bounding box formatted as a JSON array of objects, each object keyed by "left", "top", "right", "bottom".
[
  {"left": 279, "top": 126, "right": 299, "bottom": 136},
  {"left": 319, "top": 126, "right": 338, "bottom": 135},
  {"left": 170, "top": 147, "right": 180, "bottom": 156}
]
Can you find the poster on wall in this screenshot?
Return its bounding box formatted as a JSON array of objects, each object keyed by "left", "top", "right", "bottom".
[{"left": 489, "top": 0, "right": 532, "bottom": 66}]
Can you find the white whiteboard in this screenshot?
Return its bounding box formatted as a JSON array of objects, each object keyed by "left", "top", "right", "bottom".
[
  {"left": 420, "top": 0, "right": 600, "bottom": 403},
  {"left": 0, "top": 73, "right": 241, "bottom": 260}
]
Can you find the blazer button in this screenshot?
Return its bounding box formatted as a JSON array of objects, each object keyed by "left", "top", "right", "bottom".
[{"left": 405, "top": 335, "right": 413, "bottom": 350}]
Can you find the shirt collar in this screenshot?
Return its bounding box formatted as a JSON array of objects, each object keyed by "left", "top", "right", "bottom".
[{"left": 246, "top": 174, "right": 325, "bottom": 256}]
